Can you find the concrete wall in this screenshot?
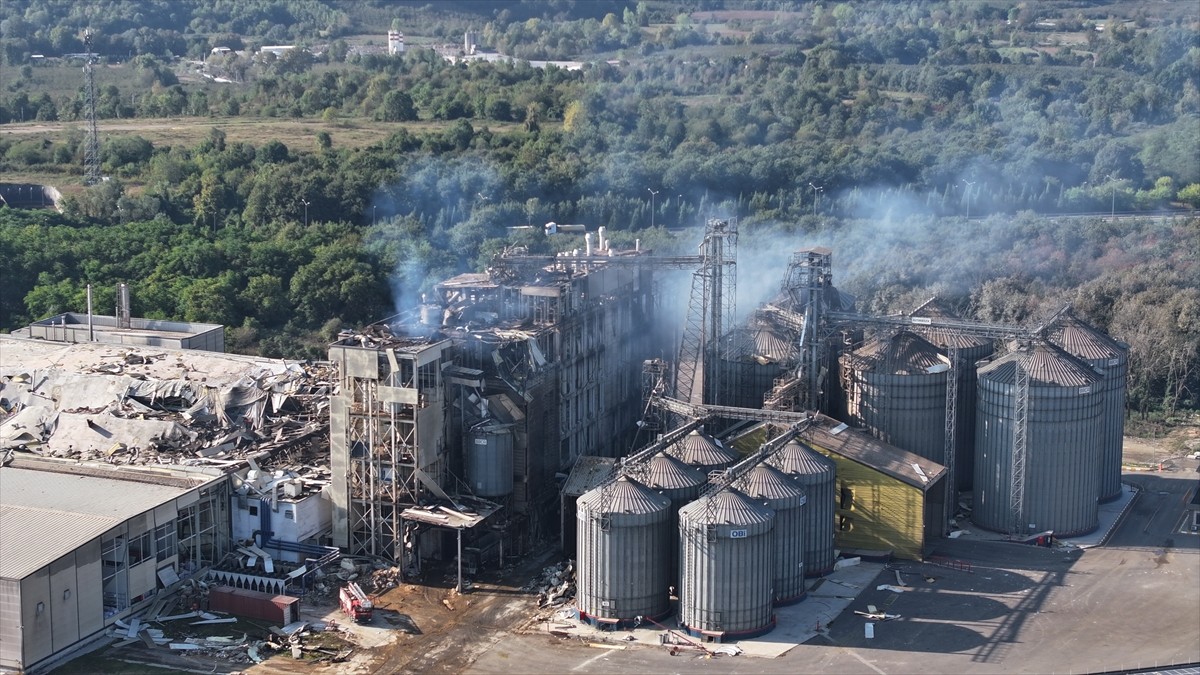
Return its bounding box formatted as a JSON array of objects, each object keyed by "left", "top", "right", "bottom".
[{"left": 0, "top": 183, "right": 62, "bottom": 211}]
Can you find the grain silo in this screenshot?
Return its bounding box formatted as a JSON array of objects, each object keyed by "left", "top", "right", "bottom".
[
  {"left": 974, "top": 342, "right": 1104, "bottom": 536},
  {"left": 678, "top": 488, "right": 776, "bottom": 639},
  {"left": 464, "top": 423, "right": 514, "bottom": 497},
  {"left": 1045, "top": 310, "right": 1129, "bottom": 502},
  {"left": 841, "top": 330, "right": 949, "bottom": 464},
  {"left": 644, "top": 451, "right": 707, "bottom": 589},
  {"left": 576, "top": 475, "right": 672, "bottom": 626},
  {"left": 768, "top": 440, "right": 836, "bottom": 576},
  {"left": 910, "top": 297, "right": 996, "bottom": 491},
  {"left": 713, "top": 326, "right": 796, "bottom": 410},
  {"left": 737, "top": 463, "right": 808, "bottom": 605},
  {"left": 676, "top": 427, "right": 737, "bottom": 476}
]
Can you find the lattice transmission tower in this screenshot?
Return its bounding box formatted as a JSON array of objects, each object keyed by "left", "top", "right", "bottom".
[{"left": 82, "top": 29, "right": 101, "bottom": 186}]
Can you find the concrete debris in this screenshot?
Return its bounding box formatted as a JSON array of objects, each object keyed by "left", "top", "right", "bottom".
[
  {"left": 713, "top": 644, "right": 742, "bottom": 656},
  {"left": 368, "top": 566, "right": 403, "bottom": 592},
  {"left": 876, "top": 584, "right": 909, "bottom": 593},
  {"left": 834, "top": 556, "right": 861, "bottom": 570},
  {"left": 524, "top": 559, "right": 577, "bottom": 608}
]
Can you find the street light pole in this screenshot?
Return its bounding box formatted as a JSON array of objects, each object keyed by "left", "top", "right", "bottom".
[
  {"left": 372, "top": 205, "right": 377, "bottom": 226},
  {"left": 647, "top": 188, "right": 659, "bottom": 228},
  {"left": 808, "top": 182, "right": 823, "bottom": 215},
  {"left": 962, "top": 180, "right": 976, "bottom": 220},
  {"left": 301, "top": 198, "right": 311, "bottom": 226},
  {"left": 1107, "top": 175, "right": 1116, "bottom": 221}
]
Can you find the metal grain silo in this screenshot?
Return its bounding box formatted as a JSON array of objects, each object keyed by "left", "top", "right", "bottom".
[
  {"left": 576, "top": 475, "right": 672, "bottom": 626},
  {"left": 737, "top": 463, "right": 808, "bottom": 605},
  {"left": 678, "top": 488, "right": 776, "bottom": 639},
  {"left": 465, "top": 424, "right": 513, "bottom": 497},
  {"left": 910, "top": 297, "right": 996, "bottom": 491},
  {"left": 1045, "top": 310, "right": 1129, "bottom": 502},
  {"left": 841, "top": 330, "right": 949, "bottom": 464},
  {"left": 768, "top": 440, "right": 836, "bottom": 576},
  {"left": 676, "top": 427, "right": 737, "bottom": 476},
  {"left": 973, "top": 342, "right": 1104, "bottom": 537},
  {"left": 644, "top": 451, "right": 707, "bottom": 589},
  {"left": 713, "top": 327, "right": 796, "bottom": 410}
]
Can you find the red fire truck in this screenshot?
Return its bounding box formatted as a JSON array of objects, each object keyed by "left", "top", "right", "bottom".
[{"left": 339, "top": 582, "right": 374, "bottom": 623}]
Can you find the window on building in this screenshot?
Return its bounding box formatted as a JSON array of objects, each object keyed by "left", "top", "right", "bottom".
[
  {"left": 248, "top": 504, "right": 258, "bottom": 517},
  {"left": 128, "top": 530, "right": 154, "bottom": 566},
  {"left": 284, "top": 509, "right": 294, "bottom": 520},
  {"left": 101, "top": 535, "right": 129, "bottom": 613},
  {"left": 840, "top": 516, "right": 854, "bottom": 532},
  {"left": 155, "top": 522, "right": 176, "bottom": 562},
  {"left": 840, "top": 485, "right": 855, "bottom": 510}
]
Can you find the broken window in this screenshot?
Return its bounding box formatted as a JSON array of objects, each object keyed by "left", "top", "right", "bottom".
[
  {"left": 154, "top": 522, "right": 175, "bottom": 562},
  {"left": 128, "top": 530, "right": 153, "bottom": 566},
  {"left": 840, "top": 485, "right": 854, "bottom": 510},
  {"left": 102, "top": 534, "right": 128, "bottom": 614}
]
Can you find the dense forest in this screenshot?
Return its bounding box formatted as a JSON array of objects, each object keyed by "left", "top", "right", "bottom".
[{"left": 0, "top": 1, "right": 1197, "bottom": 415}]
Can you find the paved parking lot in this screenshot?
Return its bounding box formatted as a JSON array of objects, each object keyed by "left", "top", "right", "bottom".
[{"left": 466, "top": 467, "right": 1200, "bottom": 675}]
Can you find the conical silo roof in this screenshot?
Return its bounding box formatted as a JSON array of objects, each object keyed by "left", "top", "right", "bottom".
[
  {"left": 679, "top": 487, "right": 774, "bottom": 526},
  {"left": 577, "top": 474, "right": 670, "bottom": 515},
  {"left": 1044, "top": 310, "right": 1125, "bottom": 361},
  {"left": 910, "top": 296, "right": 993, "bottom": 350},
  {"left": 843, "top": 330, "right": 947, "bottom": 374},
  {"left": 645, "top": 452, "right": 706, "bottom": 491},
  {"left": 738, "top": 463, "right": 805, "bottom": 501},
  {"left": 676, "top": 428, "right": 737, "bottom": 468},
  {"left": 752, "top": 327, "right": 799, "bottom": 363},
  {"left": 769, "top": 440, "right": 835, "bottom": 481},
  {"left": 978, "top": 341, "right": 1101, "bottom": 387}
]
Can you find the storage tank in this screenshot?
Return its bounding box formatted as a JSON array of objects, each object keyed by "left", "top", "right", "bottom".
[
  {"left": 974, "top": 342, "right": 1104, "bottom": 537},
  {"left": 737, "top": 463, "right": 808, "bottom": 605},
  {"left": 1045, "top": 310, "right": 1129, "bottom": 502},
  {"left": 910, "top": 297, "right": 996, "bottom": 491},
  {"left": 465, "top": 424, "right": 513, "bottom": 497},
  {"left": 676, "top": 428, "right": 737, "bottom": 477},
  {"left": 576, "top": 475, "right": 672, "bottom": 626},
  {"left": 678, "top": 488, "right": 776, "bottom": 639},
  {"left": 768, "top": 440, "right": 836, "bottom": 576},
  {"left": 713, "top": 327, "right": 794, "bottom": 409},
  {"left": 644, "top": 451, "right": 707, "bottom": 590},
  {"left": 841, "top": 330, "right": 949, "bottom": 464}
]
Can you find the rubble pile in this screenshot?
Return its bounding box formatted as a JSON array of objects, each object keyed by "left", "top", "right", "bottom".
[
  {"left": 524, "top": 560, "right": 576, "bottom": 608},
  {"left": 0, "top": 346, "right": 336, "bottom": 471},
  {"left": 369, "top": 565, "right": 403, "bottom": 592}
]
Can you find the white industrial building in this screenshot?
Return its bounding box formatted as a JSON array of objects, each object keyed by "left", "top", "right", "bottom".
[{"left": 0, "top": 460, "right": 230, "bottom": 672}]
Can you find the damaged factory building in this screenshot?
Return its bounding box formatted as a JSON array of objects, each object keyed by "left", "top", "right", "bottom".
[{"left": 327, "top": 231, "right": 663, "bottom": 578}]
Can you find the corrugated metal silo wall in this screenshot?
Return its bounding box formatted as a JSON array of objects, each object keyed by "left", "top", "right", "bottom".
[
  {"left": 974, "top": 378, "right": 1104, "bottom": 536},
  {"left": 656, "top": 483, "right": 704, "bottom": 591},
  {"left": 954, "top": 345, "right": 995, "bottom": 490},
  {"left": 846, "top": 370, "right": 947, "bottom": 464},
  {"left": 1093, "top": 354, "right": 1128, "bottom": 501},
  {"left": 576, "top": 500, "right": 671, "bottom": 621},
  {"left": 678, "top": 516, "right": 775, "bottom": 634},
  {"left": 465, "top": 429, "right": 514, "bottom": 497}
]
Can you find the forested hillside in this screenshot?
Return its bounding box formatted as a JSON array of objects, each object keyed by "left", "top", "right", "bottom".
[{"left": 0, "top": 0, "right": 1197, "bottom": 414}]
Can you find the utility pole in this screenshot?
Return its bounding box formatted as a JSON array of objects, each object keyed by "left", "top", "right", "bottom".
[
  {"left": 301, "top": 198, "right": 311, "bottom": 226},
  {"left": 962, "top": 180, "right": 976, "bottom": 219},
  {"left": 808, "top": 183, "right": 823, "bottom": 215},
  {"left": 647, "top": 188, "right": 659, "bottom": 229}
]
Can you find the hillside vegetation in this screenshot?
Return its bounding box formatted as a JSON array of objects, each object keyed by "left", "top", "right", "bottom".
[{"left": 0, "top": 0, "right": 1196, "bottom": 414}]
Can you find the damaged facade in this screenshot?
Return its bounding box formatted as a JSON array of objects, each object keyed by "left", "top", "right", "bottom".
[
  {"left": 327, "top": 242, "right": 664, "bottom": 571},
  {"left": 0, "top": 335, "right": 336, "bottom": 672}
]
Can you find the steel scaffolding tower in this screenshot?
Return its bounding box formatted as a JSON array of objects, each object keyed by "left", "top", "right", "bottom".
[
  {"left": 675, "top": 219, "right": 737, "bottom": 406},
  {"left": 82, "top": 30, "right": 101, "bottom": 186}
]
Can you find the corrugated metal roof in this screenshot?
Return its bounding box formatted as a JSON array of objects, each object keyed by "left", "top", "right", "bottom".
[
  {"left": 910, "top": 297, "right": 993, "bottom": 349},
  {"left": 562, "top": 455, "right": 617, "bottom": 497},
  {"left": 770, "top": 440, "right": 836, "bottom": 478},
  {"left": 843, "top": 331, "right": 947, "bottom": 374},
  {"left": 752, "top": 327, "right": 799, "bottom": 363},
  {"left": 1045, "top": 312, "right": 1126, "bottom": 362},
  {"left": 676, "top": 429, "right": 736, "bottom": 468},
  {"left": 679, "top": 487, "right": 774, "bottom": 525},
  {"left": 737, "top": 463, "right": 804, "bottom": 501},
  {"left": 804, "top": 413, "right": 947, "bottom": 491},
  {"left": 645, "top": 452, "right": 706, "bottom": 490},
  {"left": 0, "top": 466, "right": 212, "bottom": 580},
  {"left": 978, "top": 342, "right": 1102, "bottom": 387},
  {"left": 577, "top": 475, "right": 669, "bottom": 515}
]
